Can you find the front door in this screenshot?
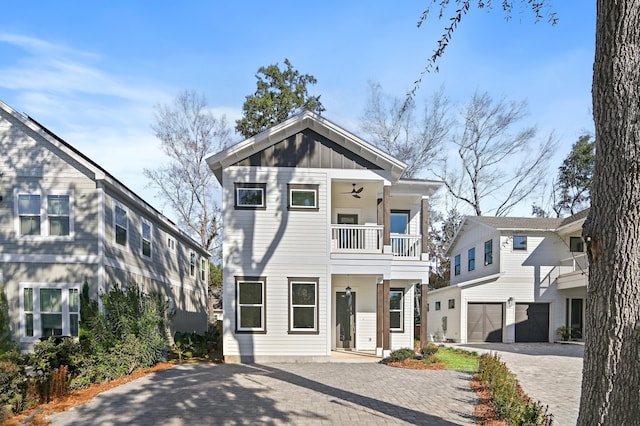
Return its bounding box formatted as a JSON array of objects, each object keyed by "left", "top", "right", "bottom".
[
  {"left": 566, "top": 298, "right": 584, "bottom": 339},
  {"left": 336, "top": 292, "right": 356, "bottom": 349}
]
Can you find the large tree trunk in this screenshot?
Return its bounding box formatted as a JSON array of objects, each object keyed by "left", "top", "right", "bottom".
[{"left": 579, "top": 2, "right": 640, "bottom": 425}]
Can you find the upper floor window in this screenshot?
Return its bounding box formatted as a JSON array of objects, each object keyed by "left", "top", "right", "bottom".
[
  {"left": 390, "top": 289, "right": 404, "bottom": 332},
  {"left": 570, "top": 236, "right": 584, "bottom": 252},
  {"left": 288, "top": 184, "right": 319, "bottom": 211},
  {"left": 141, "top": 220, "right": 152, "bottom": 258},
  {"left": 468, "top": 248, "right": 476, "bottom": 271},
  {"left": 484, "top": 239, "right": 493, "bottom": 265},
  {"left": 115, "top": 205, "right": 128, "bottom": 247},
  {"left": 167, "top": 236, "right": 176, "bottom": 252},
  {"left": 201, "top": 258, "right": 207, "bottom": 281},
  {"left": 448, "top": 299, "right": 455, "bottom": 309},
  {"left": 189, "top": 252, "right": 196, "bottom": 277},
  {"left": 235, "top": 183, "right": 266, "bottom": 209},
  {"left": 390, "top": 210, "right": 410, "bottom": 234},
  {"left": 513, "top": 235, "right": 527, "bottom": 251},
  {"left": 435, "top": 301, "right": 441, "bottom": 311},
  {"left": 16, "top": 191, "right": 74, "bottom": 239},
  {"left": 454, "top": 254, "right": 461, "bottom": 276},
  {"left": 289, "top": 278, "right": 319, "bottom": 333}
]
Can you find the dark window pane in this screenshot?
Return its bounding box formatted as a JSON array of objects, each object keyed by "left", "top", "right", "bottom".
[
  {"left": 570, "top": 237, "right": 584, "bottom": 252},
  {"left": 25, "top": 313, "right": 33, "bottom": 337},
  {"left": 238, "top": 189, "right": 263, "bottom": 206},
  {"left": 513, "top": 235, "right": 527, "bottom": 250},
  {"left": 292, "top": 283, "right": 315, "bottom": 305},
  {"left": 47, "top": 195, "right": 69, "bottom": 215},
  {"left": 390, "top": 312, "right": 401, "bottom": 329},
  {"left": 42, "top": 313, "right": 62, "bottom": 336},
  {"left": 484, "top": 240, "right": 493, "bottom": 265},
  {"left": 291, "top": 190, "right": 316, "bottom": 207},
  {"left": 69, "top": 289, "right": 79, "bottom": 312},
  {"left": 390, "top": 213, "right": 408, "bottom": 234},
  {"left": 70, "top": 314, "right": 79, "bottom": 337},
  {"left": 20, "top": 217, "right": 40, "bottom": 235},
  {"left": 115, "top": 206, "right": 127, "bottom": 228},
  {"left": 40, "top": 289, "right": 62, "bottom": 312},
  {"left": 115, "top": 225, "right": 127, "bottom": 245},
  {"left": 19, "top": 194, "right": 40, "bottom": 214},
  {"left": 293, "top": 307, "right": 315, "bottom": 328},
  {"left": 24, "top": 288, "right": 33, "bottom": 311},
  {"left": 49, "top": 217, "right": 70, "bottom": 236},
  {"left": 239, "top": 282, "right": 262, "bottom": 304},
  {"left": 143, "top": 240, "right": 151, "bottom": 257},
  {"left": 390, "top": 291, "right": 403, "bottom": 310},
  {"left": 239, "top": 306, "right": 262, "bottom": 328}
]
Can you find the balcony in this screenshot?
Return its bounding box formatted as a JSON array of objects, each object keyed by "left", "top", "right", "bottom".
[
  {"left": 330, "top": 224, "right": 422, "bottom": 259},
  {"left": 556, "top": 254, "right": 589, "bottom": 290}
]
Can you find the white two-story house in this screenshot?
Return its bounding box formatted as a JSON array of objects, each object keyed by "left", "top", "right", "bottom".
[
  {"left": 207, "top": 111, "right": 442, "bottom": 362},
  {"left": 0, "top": 100, "right": 209, "bottom": 351},
  {"left": 427, "top": 211, "right": 588, "bottom": 344}
]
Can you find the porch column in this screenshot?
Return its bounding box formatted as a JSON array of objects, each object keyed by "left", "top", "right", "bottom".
[
  {"left": 376, "top": 283, "right": 383, "bottom": 349},
  {"left": 420, "top": 283, "right": 430, "bottom": 349},
  {"left": 421, "top": 197, "right": 429, "bottom": 255},
  {"left": 383, "top": 185, "right": 391, "bottom": 247},
  {"left": 383, "top": 279, "right": 391, "bottom": 351}
]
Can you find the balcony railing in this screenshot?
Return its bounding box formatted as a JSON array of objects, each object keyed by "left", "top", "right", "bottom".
[
  {"left": 331, "top": 224, "right": 383, "bottom": 253},
  {"left": 559, "top": 253, "right": 589, "bottom": 275},
  {"left": 391, "top": 234, "right": 422, "bottom": 258}
]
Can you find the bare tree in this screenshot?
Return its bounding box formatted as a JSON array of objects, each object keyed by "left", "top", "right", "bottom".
[
  {"left": 360, "top": 81, "right": 452, "bottom": 178},
  {"left": 435, "top": 91, "right": 556, "bottom": 216},
  {"left": 144, "top": 90, "right": 231, "bottom": 251}
]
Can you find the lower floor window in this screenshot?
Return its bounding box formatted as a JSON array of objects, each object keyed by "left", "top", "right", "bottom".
[
  {"left": 21, "top": 284, "right": 80, "bottom": 340},
  {"left": 289, "top": 278, "right": 319, "bottom": 333},
  {"left": 390, "top": 288, "right": 404, "bottom": 332},
  {"left": 236, "top": 277, "right": 266, "bottom": 332}
]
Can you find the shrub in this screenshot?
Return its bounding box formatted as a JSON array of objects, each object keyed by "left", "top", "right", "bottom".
[
  {"left": 475, "top": 353, "right": 552, "bottom": 425},
  {"left": 0, "top": 360, "right": 26, "bottom": 421},
  {"left": 30, "top": 337, "right": 82, "bottom": 378},
  {"left": 386, "top": 348, "right": 418, "bottom": 363},
  {"left": 420, "top": 343, "right": 439, "bottom": 357}
]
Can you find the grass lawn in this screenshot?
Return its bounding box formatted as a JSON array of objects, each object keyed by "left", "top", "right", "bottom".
[{"left": 433, "top": 346, "right": 479, "bottom": 372}]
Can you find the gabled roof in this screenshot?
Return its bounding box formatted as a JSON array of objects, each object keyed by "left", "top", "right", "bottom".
[
  {"left": 206, "top": 111, "right": 408, "bottom": 183},
  {"left": 0, "top": 100, "right": 209, "bottom": 255}
]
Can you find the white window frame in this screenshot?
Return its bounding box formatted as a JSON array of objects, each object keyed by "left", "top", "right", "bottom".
[
  {"left": 287, "top": 184, "right": 319, "bottom": 211},
  {"left": 189, "top": 251, "right": 196, "bottom": 277},
  {"left": 200, "top": 258, "right": 207, "bottom": 281},
  {"left": 167, "top": 235, "right": 176, "bottom": 253},
  {"left": 114, "top": 203, "right": 129, "bottom": 250},
  {"left": 19, "top": 282, "right": 81, "bottom": 343},
  {"left": 389, "top": 288, "right": 404, "bottom": 332},
  {"left": 288, "top": 278, "right": 319, "bottom": 333},
  {"left": 236, "top": 277, "right": 266, "bottom": 333},
  {"left": 141, "top": 218, "right": 152, "bottom": 259},
  {"left": 235, "top": 183, "right": 266, "bottom": 209},
  {"left": 14, "top": 189, "right": 74, "bottom": 241}
]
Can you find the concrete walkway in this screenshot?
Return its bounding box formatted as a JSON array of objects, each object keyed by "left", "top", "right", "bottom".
[
  {"left": 453, "top": 343, "right": 584, "bottom": 426},
  {"left": 48, "top": 362, "right": 478, "bottom": 425}
]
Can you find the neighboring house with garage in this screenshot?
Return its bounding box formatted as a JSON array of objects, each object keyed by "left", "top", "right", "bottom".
[
  {"left": 0, "top": 100, "right": 209, "bottom": 351},
  {"left": 207, "top": 111, "right": 443, "bottom": 363},
  {"left": 426, "top": 211, "right": 588, "bottom": 343}
]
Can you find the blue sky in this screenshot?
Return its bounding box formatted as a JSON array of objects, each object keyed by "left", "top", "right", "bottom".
[{"left": 0, "top": 2, "right": 596, "bottom": 217}]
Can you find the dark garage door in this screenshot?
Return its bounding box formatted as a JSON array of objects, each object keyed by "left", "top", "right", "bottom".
[
  {"left": 467, "top": 303, "right": 503, "bottom": 342},
  {"left": 515, "top": 303, "right": 549, "bottom": 342}
]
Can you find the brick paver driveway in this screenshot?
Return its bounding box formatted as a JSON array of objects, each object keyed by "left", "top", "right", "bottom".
[
  {"left": 455, "top": 343, "right": 584, "bottom": 426},
  {"left": 48, "top": 363, "right": 478, "bottom": 425}
]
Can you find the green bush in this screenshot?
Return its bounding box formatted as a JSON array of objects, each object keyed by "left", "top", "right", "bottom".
[
  {"left": 420, "top": 343, "right": 439, "bottom": 357},
  {"left": 30, "top": 337, "right": 82, "bottom": 378},
  {"left": 385, "top": 348, "right": 418, "bottom": 363},
  {"left": 476, "top": 353, "right": 552, "bottom": 425},
  {"left": 0, "top": 360, "right": 26, "bottom": 421}
]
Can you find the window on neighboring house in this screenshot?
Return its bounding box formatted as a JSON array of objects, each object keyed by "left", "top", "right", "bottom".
[
  {"left": 115, "top": 205, "right": 128, "bottom": 247},
  {"left": 484, "top": 239, "right": 493, "bottom": 265},
  {"left": 235, "top": 183, "right": 266, "bottom": 209},
  {"left": 189, "top": 252, "right": 196, "bottom": 277},
  {"left": 21, "top": 284, "right": 80, "bottom": 340},
  {"left": 390, "top": 289, "right": 404, "bottom": 332},
  {"left": 17, "top": 192, "right": 74, "bottom": 238},
  {"left": 141, "top": 220, "right": 152, "bottom": 258},
  {"left": 435, "top": 301, "right": 441, "bottom": 311},
  {"left": 18, "top": 194, "right": 41, "bottom": 236},
  {"left": 236, "top": 277, "right": 266, "bottom": 332},
  {"left": 468, "top": 247, "right": 475, "bottom": 271},
  {"left": 570, "top": 236, "right": 584, "bottom": 252},
  {"left": 201, "top": 258, "right": 207, "bottom": 281},
  {"left": 513, "top": 235, "right": 527, "bottom": 250},
  {"left": 288, "top": 278, "right": 319, "bottom": 333},
  {"left": 454, "top": 254, "right": 461, "bottom": 276},
  {"left": 167, "top": 236, "right": 176, "bottom": 252},
  {"left": 288, "top": 184, "right": 319, "bottom": 211},
  {"left": 448, "top": 299, "right": 455, "bottom": 309}
]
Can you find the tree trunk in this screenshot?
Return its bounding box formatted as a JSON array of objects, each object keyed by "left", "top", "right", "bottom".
[{"left": 579, "top": 2, "right": 640, "bottom": 425}]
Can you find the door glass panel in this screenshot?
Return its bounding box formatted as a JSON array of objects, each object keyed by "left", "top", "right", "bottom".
[{"left": 390, "top": 213, "right": 408, "bottom": 234}]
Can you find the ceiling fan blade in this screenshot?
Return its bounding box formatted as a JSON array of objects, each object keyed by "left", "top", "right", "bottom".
[
  {"left": 355, "top": 187, "right": 363, "bottom": 194},
  {"left": 352, "top": 193, "right": 361, "bottom": 199}
]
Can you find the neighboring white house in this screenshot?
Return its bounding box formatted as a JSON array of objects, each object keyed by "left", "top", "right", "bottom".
[
  {"left": 0, "top": 100, "right": 210, "bottom": 351},
  {"left": 207, "top": 111, "right": 443, "bottom": 363},
  {"left": 427, "top": 211, "right": 588, "bottom": 344}
]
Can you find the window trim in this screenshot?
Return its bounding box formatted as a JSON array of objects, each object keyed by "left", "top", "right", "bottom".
[
  {"left": 114, "top": 203, "right": 129, "bottom": 250},
  {"left": 570, "top": 236, "right": 584, "bottom": 253},
  {"left": 235, "top": 276, "right": 266, "bottom": 333},
  {"left": 189, "top": 251, "right": 196, "bottom": 277},
  {"left": 484, "top": 239, "right": 493, "bottom": 265},
  {"left": 513, "top": 235, "right": 527, "bottom": 251},
  {"left": 287, "top": 184, "right": 319, "bottom": 211},
  {"left": 448, "top": 299, "right": 455, "bottom": 309},
  {"left": 19, "top": 282, "right": 81, "bottom": 343},
  {"left": 167, "top": 235, "right": 176, "bottom": 253},
  {"left": 468, "top": 247, "right": 476, "bottom": 271},
  {"left": 435, "top": 301, "right": 441, "bottom": 311},
  {"left": 200, "top": 258, "right": 207, "bottom": 281},
  {"left": 287, "top": 277, "right": 319, "bottom": 334},
  {"left": 454, "top": 254, "right": 461, "bottom": 276},
  {"left": 389, "top": 288, "right": 404, "bottom": 333},
  {"left": 390, "top": 210, "right": 411, "bottom": 234},
  {"left": 234, "top": 183, "right": 267, "bottom": 210},
  {"left": 141, "top": 218, "right": 152, "bottom": 259},
  {"left": 14, "top": 189, "right": 75, "bottom": 241}
]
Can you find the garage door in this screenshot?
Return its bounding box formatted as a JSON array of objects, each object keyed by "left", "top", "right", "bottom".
[
  {"left": 467, "top": 303, "right": 503, "bottom": 342},
  {"left": 515, "top": 303, "right": 549, "bottom": 342}
]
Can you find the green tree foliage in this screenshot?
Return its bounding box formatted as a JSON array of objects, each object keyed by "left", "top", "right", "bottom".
[
  {"left": 235, "top": 58, "right": 325, "bottom": 138},
  {"left": 0, "top": 286, "right": 14, "bottom": 353},
  {"left": 554, "top": 134, "right": 594, "bottom": 215},
  {"left": 429, "top": 208, "right": 463, "bottom": 289}
]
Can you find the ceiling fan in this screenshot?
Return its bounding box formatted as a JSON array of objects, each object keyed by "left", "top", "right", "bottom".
[{"left": 342, "top": 183, "right": 363, "bottom": 199}]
